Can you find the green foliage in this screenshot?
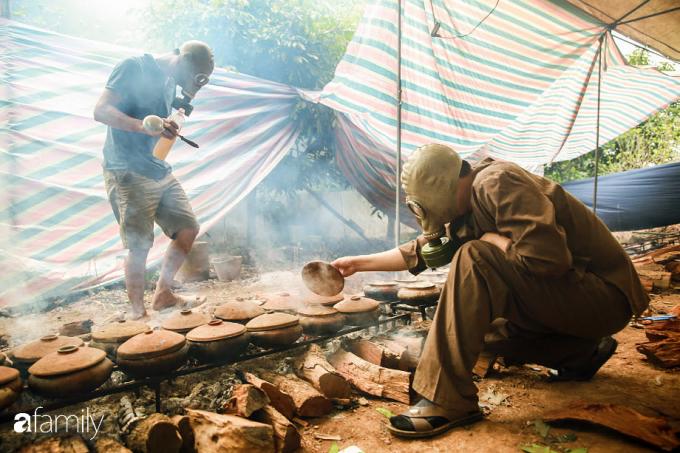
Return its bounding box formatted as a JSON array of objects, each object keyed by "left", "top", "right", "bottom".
[
  {"left": 545, "top": 51, "right": 679, "bottom": 183},
  {"left": 375, "top": 407, "right": 396, "bottom": 419},
  {"left": 140, "top": 0, "right": 364, "bottom": 196}
]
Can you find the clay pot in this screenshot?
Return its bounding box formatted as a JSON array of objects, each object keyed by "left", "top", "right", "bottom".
[
  {"left": 11, "top": 334, "right": 84, "bottom": 376},
  {"left": 397, "top": 282, "right": 441, "bottom": 306},
  {"left": 261, "top": 292, "right": 299, "bottom": 313},
  {"left": 362, "top": 281, "right": 399, "bottom": 302},
  {"left": 186, "top": 320, "right": 250, "bottom": 363},
  {"left": 161, "top": 309, "right": 210, "bottom": 334},
  {"left": 297, "top": 305, "right": 345, "bottom": 336},
  {"left": 303, "top": 292, "right": 346, "bottom": 307},
  {"left": 90, "top": 320, "right": 150, "bottom": 359},
  {"left": 214, "top": 301, "right": 265, "bottom": 324},
  {"left": 0, "top": 366, "right": 22, "bottom": 410},
  {"left": 117, "top": 330, "right": 188, "bottom": 377},
  {"left": 246, "top": 313, "right": 302, "bottom": 348},
  {"left": 334, "top": 295, "right": 380, "bottom": 326},
  {"left": 28, "top": 345, "right": 113, "bottom": 398}
]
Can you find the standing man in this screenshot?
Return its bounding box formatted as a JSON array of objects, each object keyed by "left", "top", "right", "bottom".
[
  {"left": 94, "top": 41, "right": 215, "bottom": 319},
  {"left": 332, "top": 144, "right": 648, "bottom": 438}
]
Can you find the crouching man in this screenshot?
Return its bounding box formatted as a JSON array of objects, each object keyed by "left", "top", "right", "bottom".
[{"left": 332, "top": 144, "right": 648, "bottom": 438}]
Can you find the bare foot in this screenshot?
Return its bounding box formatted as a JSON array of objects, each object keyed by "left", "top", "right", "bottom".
[
  {"left": 128, "top": 306, "right": 149, "bottom": 321},
  {"left": 152, "top": 290, "right": 206, "bottom": 311}
]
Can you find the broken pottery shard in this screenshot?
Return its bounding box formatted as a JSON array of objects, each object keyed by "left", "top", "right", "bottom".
[
  {"left": 301, "top": 261, "right": 344, "bottom": 297},
  {"left": 544, "top": 402, "right": 680, "bottom": 451}
]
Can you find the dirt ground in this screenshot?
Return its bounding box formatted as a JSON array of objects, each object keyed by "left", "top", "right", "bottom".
[{"left": 0, "top": 271, "right": 678, "bottom": 452}]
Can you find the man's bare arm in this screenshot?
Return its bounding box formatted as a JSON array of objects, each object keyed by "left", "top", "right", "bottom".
[{"left": 93, "top": 89, "right": 146, "bottom": 133}]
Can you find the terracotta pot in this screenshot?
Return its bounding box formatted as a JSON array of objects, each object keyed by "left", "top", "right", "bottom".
[
  {"left": 176, "top": 241, "right": 210, "bottom": 282},
  {"left": 397, "top": 282, "right": 441, "bottom": 306},
  {"left": 303, "top": 292, "right": 346, "bottom": 307},
  {"left": 246, "top": 313, "right": 302, "bottom": 347},
  {"left": 334, "top": 295, "right": 380, "bottom": 326},
  {"left": 186, "top": 320, "right": 250, "bottom": 363},
  {"left": 214, "top": 301, "right": 265, "bottom": 324},
  {"left": 11, "top": 334, "right": 84, "bottom": 376},
  {"left": 362, "top": 281, "right": 399, "bottom": 302},
  {"left": 161, "top": 309, "right": 210, "bottom": 334},
  {"left": 261, "top": 292, "right": 300, "bottom": 313},
  {"left": 0, "top": 366, "right": 22, "bottom": 410},
  {"left": 90, "top": 320, "right": 150, "bottom": 359},
  {"left": 116, "top": 330, "right": 187, "bottom": 377},
  {"left": 297, "top": 305, "right": 345, "bottom": 336},
  {"left": 28, "top": 345, "right": 113, "bottom": 398}
]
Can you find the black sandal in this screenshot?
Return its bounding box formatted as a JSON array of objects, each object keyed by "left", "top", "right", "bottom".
[{"left": 388, "top": 400, "right": 483, "bottom": 439}]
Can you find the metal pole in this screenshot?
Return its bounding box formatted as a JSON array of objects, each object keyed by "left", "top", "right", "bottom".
[
  {"left": 593, "top": 33, "right": 604, "bottom": 214},
  {"left": 1, "top": 0, "right": 10, "bottom": 19},
  {"left": 395, "top": 0, "right": 402, "bottom": 247}
]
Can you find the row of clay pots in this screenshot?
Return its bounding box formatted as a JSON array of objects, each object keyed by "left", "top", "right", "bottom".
[{"left": 363, "top": 279, "right": 443, "bottom": 306}]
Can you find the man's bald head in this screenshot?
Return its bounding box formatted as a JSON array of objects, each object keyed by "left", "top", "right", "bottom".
[{"left": 179, "top": 40, "right": 214, "bottom": 75}]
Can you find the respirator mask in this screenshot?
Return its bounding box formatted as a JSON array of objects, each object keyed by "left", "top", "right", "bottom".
[
  {"left": 401, "top": 143, "right": 464, "bottom": 268},
  {"left": 172, "top": 72, "right": 210, "bottom": 116}
]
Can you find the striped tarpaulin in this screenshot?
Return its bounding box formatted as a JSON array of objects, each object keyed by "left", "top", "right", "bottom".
[
  {"left": 0, "top": 19, "right": 301, "bottom": 307},
  {"left": 320, "top": 0, "right": 680, "bottom": 218}
]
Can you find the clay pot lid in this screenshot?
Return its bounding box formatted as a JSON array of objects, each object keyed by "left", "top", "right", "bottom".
[
  {"left": 297, "top": 305, "right": 339, "bottom": 317},
  {"left": 215, "top": 301, "right": 265, "bottom": 321},
  {"left": 402, "top": 281, "right": 437, "bottom": 290},
  {"left": 161, "top": 309, "right": 211, "bottom": 332},
  {"left": 303, "top": 292, "right": 345, "bottom": 306},
  {"left": 186, "top": 320, "right": 247, "bottom": 342},
  {"left": 0, "top": 366, "right": 20, "bottom": 385},
  {"left": 91, "top": 320, "right": 151, "bottom": 343},
  {"left": 394, "top": 277, "right": 421, "bottom": 284},
  {"left": 117, "top": 329, "right": 186, "bottom": 360},
  {"left": 28, "top": 346, "right": 105, "bottom": 377},
  {"left": 246, "top": 313, "right": 300, "bottom": 332},
  {"left": 334, "top": 295, "right": 380, "bottom": 313},
  {"left": 301, "top": 261, "right": 344, "bottom": 296},
  {"left": 261, "top": 292, "right": 298, "bottom": 312},
  {"left": 366, "top": 281, "right": 398, "bottom": 287},
  {"left": 12, "top": 335, "right": 84, "bottom": 363}
]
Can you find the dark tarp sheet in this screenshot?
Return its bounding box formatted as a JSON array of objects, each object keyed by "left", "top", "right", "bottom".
[{"left": 562, "top": 161, "right": 680, "bottom": 232}]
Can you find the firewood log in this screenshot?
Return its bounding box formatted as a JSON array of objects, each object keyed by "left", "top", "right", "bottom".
[
  {"left": 243, "top": 372, "right": 296, "bottom": 420},
  {"left": 125, "top": 413, "right": 182, "bottom": 453},
  {"left": 185, "top": 409, "right": 274, "bottom": 453},
  {"left": 637, "top": 338, "right": 680, "bottom": 368},
  {"left": 94, "top": 438, "right": 132, "bottom": 453},
  {"left": 252, "top": 405, "right": 301, "bottom": 453},
  {"left": 224, "top": 383, "right": 270, "bottom": 418},
  {"left": 293, "top": 344, "right": 351, "bottom": 398},
  {"left": 171, "top": 415, "right": 195, "bottom": 453},
  {"left": 260, "top": 372, "right": 333, "bottom": 418},
  {"left": 328, "top": 348, "right": 410, "bottom": 404},
  {"left": 18, "top": 436, "right": 88, "bottom": 453}
]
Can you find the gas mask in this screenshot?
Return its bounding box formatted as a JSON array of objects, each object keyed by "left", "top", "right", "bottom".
[
  {"left": 172, "top": 72, "right": 210, "bottom": 116},
  {"left": 401, "top": 143, "right": 463, "bottom": 268}
]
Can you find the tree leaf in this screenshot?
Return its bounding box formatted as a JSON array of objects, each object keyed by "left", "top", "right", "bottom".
[
  {"left": 520, "top": 444, "right": 559, "bottom": 453},
  {"left": 328, "top": 442, "right": 339, "bottom": 453},
  {"left": 376, "top": 407, "right": 395, "bottom": 419}
]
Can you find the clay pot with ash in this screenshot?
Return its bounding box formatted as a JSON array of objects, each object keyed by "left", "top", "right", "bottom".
[
  {"left": 0, "top": 366, "right": 23, "bottom": 410},
  {"left": 90, "top": 320, "right": 150, "bottom": 359},
  {"left": 261, "top": 292, "right": 300, "bottom": 314},
  {"left": 297, "top": 305, "right": 345, "bottom": 336},
  {"left": 397, "top": 281, "right": 441, "bottom": 306},
  {"left": 116, "top": 330, "right": 188, "bottom": 377},
  {"left": 28, "top": 345, "right": 113, "bottom": 398},
  {"left": 161, "top": 309, "right": 210, "bottom": 335},
  {"left": 214, "top": 301, "right": 265, "bottom": 324},
  {"left": 303, "top": 292, "right": 346, "bottom": 307},
  {"left": 186, "top": 319, "right": 250, "bottom": 363},
  {"left": 11, "top": 334, "right": 84, "bottom": 376},
  {"left": 334, "top": 295, "right": 380, "bottom": 326},
  {"left": 246, "top": 313, "right": 302, "bottom": 348}
]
